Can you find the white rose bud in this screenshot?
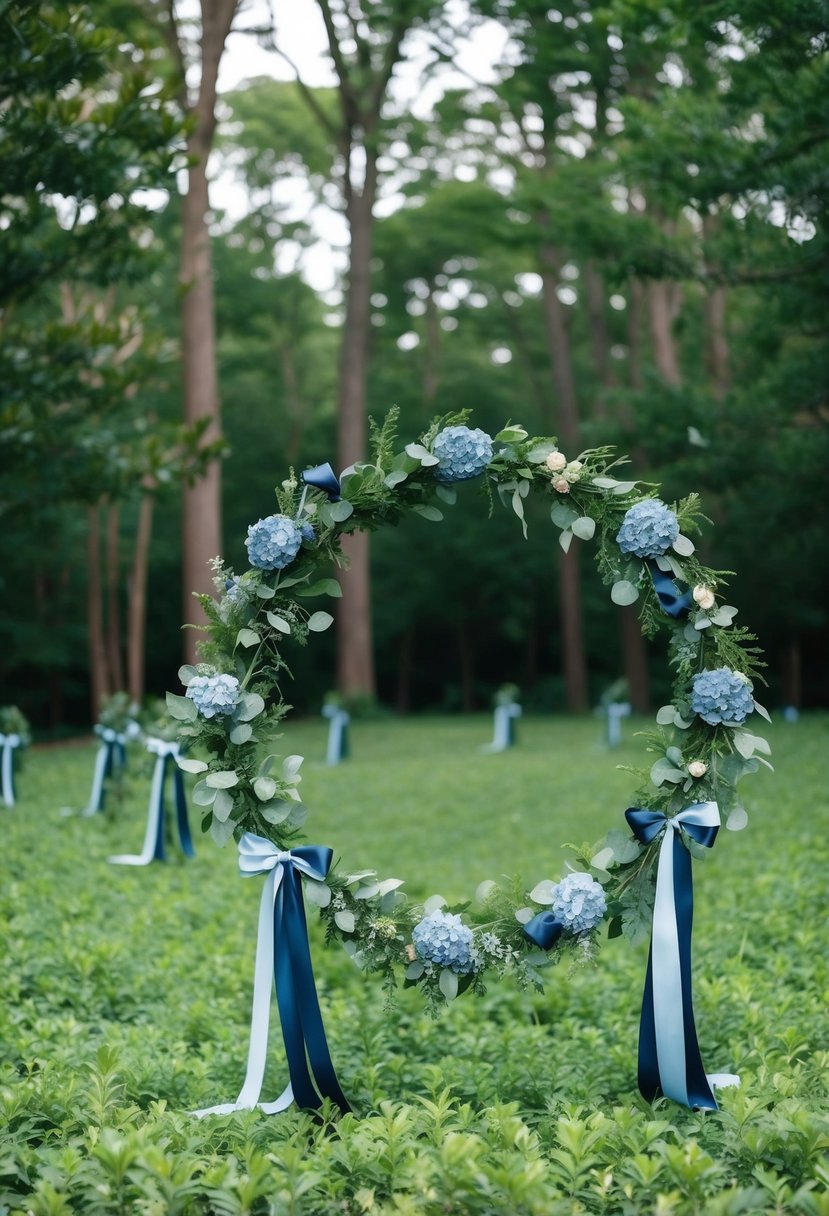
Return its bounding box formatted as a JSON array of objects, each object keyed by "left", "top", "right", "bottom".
[
  {"left": 688, "top": 761, "right": 708, "bottom": 779},
  {"left": 553, "top": 477, "right": 571, "bottom": 494},
  {"left": 564, "top": 461, "right": 582, "bottom": 483},
  {"left": 545, "top": 451, "right": 567, "bottom": 472},
  {"left": 693, "top": 585, "right": 715, "bottom": 610}
]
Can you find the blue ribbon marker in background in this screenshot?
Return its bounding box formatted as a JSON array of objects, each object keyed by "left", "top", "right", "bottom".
[
  {"left": 625, "top": 802, "right": 738, "bottom": 1110},
  {"left": 322, "top": 704, "right": 350, "bottom": 765},
  {"left": 108, "top": 738, "right": 193, "bottom": 866},
  {"left": 302, "top": 463, "right": 341, "bottom": 502},
  {"left": 647, "top": 560, "right": 693, "bottom": 619},
  {"left": 193, "top": 832, "right": 350, "bottom": 1117},
  {"left": 85, "top": 725, "right": 128, "bottom": 815},
  {"left": 0, "top": 733, "right": 21, "bottom": 807}
]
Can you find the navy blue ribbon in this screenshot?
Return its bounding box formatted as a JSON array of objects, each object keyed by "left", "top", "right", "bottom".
[
  {"left": 271, "top": 845, "right": 351, "bottom": 1113},
  {"left": 154, "top": 751, "right": 194, "bottom": 860},
  {"left": 625, "top": 804, "right": 720, "bottom": 1110},
  {"left": 647, "top": 560, "right": 692, "bottom": 619},
  {"left": 302, "top": 463, "right": 341, "bottom": 502},
  {"left": 523, "top": 911, "right": 564, "bottom": 950}
]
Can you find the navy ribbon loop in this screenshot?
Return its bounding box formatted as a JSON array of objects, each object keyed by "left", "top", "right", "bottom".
[
  {"left": 523, "top": 911, "right": 564, "bottom": 950},
  {"left": 625, "top": 803, "right": 721, "bottom": 1110},
  {"left": 302, "top": 463, "right": 341, "bottom": 502},
  {"left": 647, "top": 560, "right": 693, "bottom": 619}
]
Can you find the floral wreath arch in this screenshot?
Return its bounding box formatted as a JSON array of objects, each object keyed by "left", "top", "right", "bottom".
[{"left": 166, "top": 410, "right": 770, "bottom": 1120}]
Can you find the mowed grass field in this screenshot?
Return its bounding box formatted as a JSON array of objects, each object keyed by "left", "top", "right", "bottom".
[{"left": 2, "top": 714, "right": 827, "bottom": 1215}]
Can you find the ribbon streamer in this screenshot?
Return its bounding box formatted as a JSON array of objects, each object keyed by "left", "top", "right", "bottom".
[
  {"left": 84, "top": 726, "right": 128, "bottom": 816},
  {"left": 647, "top": 560, "right": 693, "bottom": 619},
  {"left": 302, "top": 463, "right": 341, "bottom": 502},
  {"left": 0, "top": 733, "right": 21, "bottom": 807},
  {"left": 193, "top": 832, "right": 350, "bottom": 1118},
  {"left": 625, "top": 802, "right": 738, "bottom": 1110},
  {"left": 108, "top": 739, "right": 194, "bottom": 866},
  {"left": 605, "top": 702, "right": 631, "bottom": 748},
  {"left": 482, "top": 702, "right": 521, "bottom": 753},
  {"left": 322, "top": 705, "right": 350, "bottom": 766}
]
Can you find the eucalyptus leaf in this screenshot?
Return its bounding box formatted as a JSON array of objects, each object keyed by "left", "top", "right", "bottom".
[
  {"left": 611, "top": 480, "right": 638, "bottom": 495},
  {"left": 611, "top": 580, "right": 639, "bottom": 606},
  {"left": 514, "top": 906, "right": 534, "bottom": 925},
  {"left": 605, "top": 829, "right": 642, "bottom": 864},
  {"left": 295, "top": 579, "right": 342, "bottom": 599},
  {"left": 236, "top": 628, "right": 260, "bottom": 649},
  {"left": 210, "top": 815, "right": 235, "bottom": 847},
  {"left": 571, "top": 516, "right": 596, "bottom": 541},
  {"left": 672, "top": 534, "right": 696, "bottom": 556},
  {"left": 475, "top": 879, "right": 497, "bottom": 903},
  {"left": 550, "top": 502, "right": 579, "bottom": 529},
  {"left": 528, "top": 880, "right": 557, "bottom": 905},
  {"left": 412, "top": 503, "right": 443, "bottom": 522},
  {"left": 439, "top": 969, "right": 459, "bottom": 1001},
  {"left": 254, "top": 583, "right": 276, "bottom": 599},
  {"left": 656, "top": 704, "right": 676, "bottom": 726},
  {"left": 694, "top": 615, "right": 712, "bottom": 630},
  {"left": 405, "top": 961, "right": 425, "bottom": 980},
  {"left": 192, "top": 779, "right": 218, "bottom": 807},
  {"left": 726, "top": 805, "right": 748, "bottom": 831},
  {"left": 384, "top": 469, "right": 408, "bottom": 488},
  {"left": 282, "top": 754, "right": 304, "bottom": 779},
  {"left": 328, "top": 499, "right": 354, "bottom": 522},
  {"left": 307, "top": 611, "right": 334, "bottom": 632},
  {"left": 590, "top": 847, "right": 614, "bottom": 872},
  {"left": 177, "top": 664, "right": 198, "bottom": 688},
  {"left": 303, "top": 879, "right": 332, "bottom": 909},
  {"left": 592, "top": 476, "right": 620, "bottom": 489},
  {"left": 405, "top": 442, "right": 439, "bottom": 466},
  {"left": 166, "top": 691, "right": 197, "bottom": 722},
  {"left": 253, "top": 776, "right": 276, "bottom": 802},
  {"left": 206, "top": 770, "right": 239, "bottom": 789},
  {"left": 711, "top": 605, "right": 739, "bottom": 627},
  {"left": 260, "top": 800, "right": 292, "bottom": 825},
  {"left": 212, "top": 787, "right": 235, "bottom": 823},
  {"left": 423, "top": 894, "right": 446, "bottom": 915},
  {"left": 495, "top": 425, "right": 528, "bottom": 443},
  {"left": 176, "top": 757, "right": 207, "bottom": 774},
  {"left": 559, "top": 530, "right": 573, "bottom": 553},
  {"left": 435, "top": 484, "right": 457, "bottom": 505},
  {"left": 334, "top": 909, "right": 355, "bottom": 933},
  {"left": 236, "top": 692, "right": 265, "bottom": 721},
  {"left": 650, "top": 758, "right": 685, "bottom": 786},
  {"left": 266, "top": 612, "right": 291, "bottom": 634},
  {"left": 229, "top": 723, "right": 253, "bottom": 745},
  {"left": 753, "top": 699, "right": 772, "bottom": 723},
  {"left": 526, "top": 442, "right": 556, "bottom": 463}
]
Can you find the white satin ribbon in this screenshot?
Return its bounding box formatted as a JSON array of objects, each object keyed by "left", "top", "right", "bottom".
[
  {"left": 192, "top": 834, "right": 322, "bottom": 1118},
  {"left": 606, "top": 701, "right": 631, "bottom": 747},
  {"left": 323, "top": 707, "right": 350, "bottom": 766},
  {"left": 108, "top": 738, "right": 180, "bottom": 866},
  {"left": 482, "top": 702, "right": 521, "bottom": 753},
  {"left": 0, "top": 733, "right": 21, "bottom": 807}
]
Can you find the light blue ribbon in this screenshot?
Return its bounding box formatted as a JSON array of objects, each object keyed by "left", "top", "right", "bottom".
[
  {"left": 108, "top": 738, "right": 193, "bottom": 866},
  {"left": 606, "top": 702, "right": 631, "bottom": 748},
  {"left": 0, "top": 733, "right": 21, "bottom": 807},
  {"left": 322, "top": 705, "right": 350, "bottom": 765},
  {"left": 483, "top": 702, "right": 521, "bottom": 753},
  {"left": 626, "top": 802, "right": 738, "bottom": 1109},
  {"left": 85, "top": 726, "right": 128, "bottom": 815}
]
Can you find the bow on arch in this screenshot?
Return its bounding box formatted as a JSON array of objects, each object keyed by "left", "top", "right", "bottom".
[{"left": 625, "top": 802, "right": 738, "bottom": 1110}]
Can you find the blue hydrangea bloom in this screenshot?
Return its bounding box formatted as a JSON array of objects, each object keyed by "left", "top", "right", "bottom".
[
  {"left": 616, "top": 499, "right": 680, "bottom": 559},
  {"left": 412, "top": 909, "right": 476, "bottom": 973},
  {"left": 300, "top": 522, "right": 316, "bottom": 543},
  {"left": 692, "top": 667, "right": 754, "bottom": 726},
  {"left": 186, "top": 673, "right": 240, "bottom": 719},
  {"left": 433, "top": 425, "right": 493, "bottom": 483},
  {"left": 552, "top": 873, "right": 607, "bottom": 934},
  {"left": 246, "top": 514, "right": 302, "bottom": 571}
]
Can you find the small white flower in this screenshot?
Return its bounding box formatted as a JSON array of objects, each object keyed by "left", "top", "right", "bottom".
[
  {"left": 688, "top": 760, "right": 708, "bottom": 778},
  {"left": 545, "top": 451, "right": 567, "bottom": 472},
  {"left": 553, "top": 477, "right": 571, "bottom": 494},
  {"left": 693, "top": 585, "right": 715, "bottom": 610}
]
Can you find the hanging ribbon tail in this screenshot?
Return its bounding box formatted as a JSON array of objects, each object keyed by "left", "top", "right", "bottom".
[
  {"left": 647, "top": 560, "right": 693, "bottom": 619},
  {"left": 324, "top": 710, "right": 349, "bottom": 765},
  {"left": 523, "top": 911, "right": 564, "bottom": 950},
  {"left": 1, "top": 735, "right": 19, "bottom": 807},
  {"left": 302, "top": 463, "right": 341, "bottom": 502},
  {"left": 193, "top": 835, "right": 350, "bottom": 1118},
  {"left": 174, "top": 763, "right": 195, "bottom": 857},
  {"left": 109, "top": 741, "right": 191, "bottom": 866},
  {"left": 625, "top": 803, "right": 734, "bottom": 1111}
]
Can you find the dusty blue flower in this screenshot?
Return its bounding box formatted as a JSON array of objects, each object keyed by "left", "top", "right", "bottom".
[
  {"left": 692, "top": 667, "right": 754, "bottom": 726},
  {"left": 412, "top": 909, "right": 476, "bottom": 973},
  {"left": 616, "top": 499, "right": 680, "bottom": 559},
  {"left": 551, "top": 872, "right": 607, "bottom": 934},
  {"left": 300, "top": 522, "right": 316, "bottom": 543},
  {"left": 186, "top": 673, "right": 240, "bottom": 719},
  {"left": 433, "top": 425, "right": 493, "bottom": 483},
  {"left": 245, "top": 514, "right": 302, "bottom": 571}
]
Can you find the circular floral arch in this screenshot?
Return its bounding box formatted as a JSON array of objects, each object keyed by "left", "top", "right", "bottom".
[{"left": 167, "top": 410, "right": 769, "bottom": 1117}]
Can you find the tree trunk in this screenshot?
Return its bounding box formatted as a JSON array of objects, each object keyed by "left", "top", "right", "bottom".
[
  {"left": 627, "top": 277, "right": 645, "bottom": 394},
  {"left": 540, "top": 240, "right": 588, "bottom": 712},
  {"left": 178, "top": 0, "right": 238, "bottom": 664},
  {"left": 87, "top": 504, "right": 109, "bottom": 720},
  {"left": 105, "top": 502, "right": 124, "bottom": 691},
  {"left": 423, "top": 286, "right": 441, "bottom": 405},
  {"left": 336, "top": 174, "right": 377, "bottom": 699},
  {"left": 648, "top": 280, "right": 682, "bottom": 386},
  {"left": 127, "top": 492, "right": 154, "bottom": 705}
]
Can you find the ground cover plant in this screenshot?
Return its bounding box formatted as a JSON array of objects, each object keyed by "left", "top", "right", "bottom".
[{"left": 2, "top": 715, "right": 828, "bottom": 1214}]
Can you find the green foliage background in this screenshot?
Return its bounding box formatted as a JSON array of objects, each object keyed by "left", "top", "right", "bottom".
[{"left": 2, "top": 717, "right": 827, "bottom": 1213}]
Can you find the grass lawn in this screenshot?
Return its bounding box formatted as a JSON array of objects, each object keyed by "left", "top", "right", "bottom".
[{"left": 2, "top": 714, "right": 828, "bottom": 1214}]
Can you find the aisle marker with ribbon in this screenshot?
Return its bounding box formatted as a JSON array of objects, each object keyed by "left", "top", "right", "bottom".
[
  {"left": 0, "top": 733, "right": 21, "bottom": 807},
  {"left": 482, "top": 702, "right": 522, "bottom": 753},
  {"left": 322, "top": 704, "right": 350, "bottom": 766},
  {"left": 193, "top": 832, "right": 350, "bottom": 1118},
  {"left": 625, "top": 802, "right": 739, "bottom": 1110},
  {"left": 84, "top": 725, "right": 128, "bottom": 815},
  {"left": 108, "top": 738, "right": 194, "bottom": 865}
]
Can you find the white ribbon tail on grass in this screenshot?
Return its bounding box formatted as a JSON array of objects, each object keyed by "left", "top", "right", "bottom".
[
  {"left": 481, "top": 702, "right": 521, "bottom": 753},
  {"left": 1, "top": 733, "right": 21, "bottom": 807},
  {"left": 108, "top": 739, "right": 191, "bottom": 865}
]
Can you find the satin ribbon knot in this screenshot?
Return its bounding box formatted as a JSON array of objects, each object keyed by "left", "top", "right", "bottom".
[
  {"left": 624, "top": 801, "right": 733, "bottom": 1110},
  {"left": 523, "top": 910, "right": 564, "bottom": 950},
  {"left": 302, "top": 462, "right": 341, "bottom": 502},
  {"left": 194, "top": 833, "right": 349, "bottom": 1117}
]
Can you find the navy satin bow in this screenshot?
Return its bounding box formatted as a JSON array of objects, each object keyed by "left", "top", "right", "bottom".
[
  {"left": 523, "top": 911, "right": 564, "bottom": 950},
  {"left": 262, "top": 844, "right": 351, "bottom": 1114},
  {"left": 625, "top": 804, "right": 720, "bottom": 1110},
  {"left": 647, "top": 561, "right": 693, "bottom": 619},
  {"left": 302, "top": 463, "right": 341, "bottom": 502}
]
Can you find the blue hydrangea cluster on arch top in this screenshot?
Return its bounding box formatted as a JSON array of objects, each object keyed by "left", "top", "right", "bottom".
[{"left": 166, "top": 411, "right": 769, "bottom": 1010}]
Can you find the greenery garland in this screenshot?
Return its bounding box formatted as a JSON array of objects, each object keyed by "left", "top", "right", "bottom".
[{"left": 166, "top": 409, "right": 770, "bottom": 1012}]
